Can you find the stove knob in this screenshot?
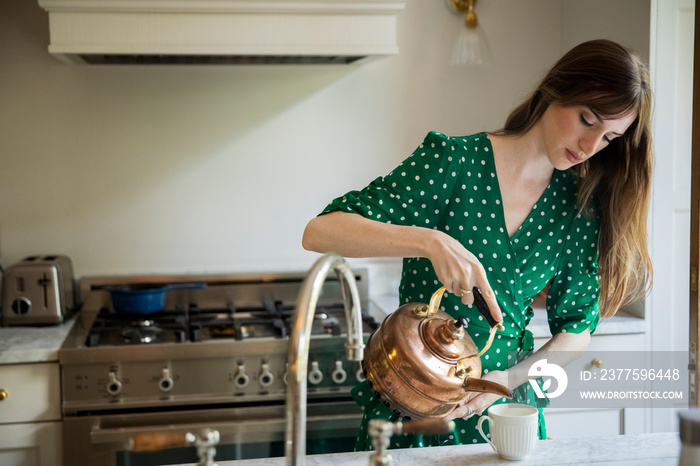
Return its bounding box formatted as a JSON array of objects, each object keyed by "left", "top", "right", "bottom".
[
  {"left": 234, "top": 364, "right": 250, "bottom": 389},
  {"left": 159, "top": 368, "right": 174, "bottom": 392},
  {"left": 308, "top": 361, "right": 323, "bottom": 385},
  {"left": 259, "top": 363, "right": 275, "bottom": 388},
  {"left": 355, "top": 363, "right": 366, "bottom": 382},
  {"left": 283, "top": 363, "right": 289, "bottom": 385},
  {"left": 107, "top": 371, "right": 123, "bottom": 396},
  {"left": 331, "top": 360, "right": 347, "bottom": 384}
]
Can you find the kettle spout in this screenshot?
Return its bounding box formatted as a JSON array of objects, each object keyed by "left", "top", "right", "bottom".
[{"left": 463, "top": 377, "right": 512, "bottom": 399}]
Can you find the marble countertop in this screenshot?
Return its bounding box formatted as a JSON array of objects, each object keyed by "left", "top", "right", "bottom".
[
  {"left": 175, "top": 432, "right": 680, "bottom": 465},
  {"left": 371, "top": 295, "right": 646, "bottom": 338},
  {"left": 0, "top": 314, "right": 77, "bottom": 364}
]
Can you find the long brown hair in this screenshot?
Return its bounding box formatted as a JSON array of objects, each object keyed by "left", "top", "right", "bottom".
[{"left": 497, "top": 39, "right": 653, "bottom": 318}]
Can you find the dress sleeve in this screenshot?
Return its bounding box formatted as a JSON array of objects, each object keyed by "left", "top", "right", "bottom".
[
  {"left": 320, "top": 131, "right": 463, "bottom": 227},
  {"left": 545, "top": 211, "right": 601, "bottom": 335}
]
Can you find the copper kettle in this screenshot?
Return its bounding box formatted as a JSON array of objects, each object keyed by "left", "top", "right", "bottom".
[{"left": 362, "top": 286, "right": 511, "bottom": 420}]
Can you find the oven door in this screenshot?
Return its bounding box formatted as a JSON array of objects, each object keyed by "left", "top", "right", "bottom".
[{"left": 63, "top": 400, "right": 362, "bottom": 466}]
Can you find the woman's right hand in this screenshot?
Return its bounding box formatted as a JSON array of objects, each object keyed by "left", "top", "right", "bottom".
[{"left": 426, "top": 230, "right": 503, "bottom": 323}]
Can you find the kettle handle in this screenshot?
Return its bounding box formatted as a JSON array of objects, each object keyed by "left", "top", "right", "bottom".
[
  {"left": 454, "top": 323, "right": 505, "bottom": 376},
  {"left": 426, "top": 286, "right": 505, "bottom": 366},
  {"left": 428, "top": 286, "right": 502, "bottom": 329},
  {"left": 425, "top": 286, "right": 448, "bottom": 316},
  {"left": 471, "top": 286, "right": 500, "bottom": 328}
]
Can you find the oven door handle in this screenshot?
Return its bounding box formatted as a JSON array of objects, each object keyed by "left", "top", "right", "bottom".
[{"left": 89, "top": 413, "right": 362, "bottom": 446}]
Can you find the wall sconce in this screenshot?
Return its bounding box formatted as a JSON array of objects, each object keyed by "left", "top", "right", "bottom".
[{"left": 447, "top": 0, "right": 490, "bottom": 66}]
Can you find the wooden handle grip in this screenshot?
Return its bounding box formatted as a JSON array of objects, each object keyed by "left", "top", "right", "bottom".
[
  {"left": 399, "top": 418, "right": 455, "bottom": 435},
  {"left": 131, "top": 432, "right": 190, "bottom": 452}
]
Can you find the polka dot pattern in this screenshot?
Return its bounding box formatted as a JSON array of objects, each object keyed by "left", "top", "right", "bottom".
[{"left": 322, "top": 131, "right": 601, "bottom": 450}]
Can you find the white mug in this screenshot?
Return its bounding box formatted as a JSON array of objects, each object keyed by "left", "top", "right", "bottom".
[{"left": 477, "top": 403, "right": 538, "bottom": 460}]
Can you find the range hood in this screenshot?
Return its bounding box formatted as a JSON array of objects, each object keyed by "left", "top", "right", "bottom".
[{"left": 37, "top": 0, "right": 409, "bottom": 65}]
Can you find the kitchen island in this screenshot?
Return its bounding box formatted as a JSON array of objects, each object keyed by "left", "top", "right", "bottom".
[{"left": 174, "top": 432, "right": 680, "bottom": 465}]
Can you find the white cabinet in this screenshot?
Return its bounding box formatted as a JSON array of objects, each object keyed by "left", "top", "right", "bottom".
[
  {"left": 535, "top": 333, "right": 649, "bottom": 439},
  {"left": 544, "top": 407, "right": 647, "bottom": 438},
  {"left": 0, "top": 363, "right": 62, "bottom": 466}
]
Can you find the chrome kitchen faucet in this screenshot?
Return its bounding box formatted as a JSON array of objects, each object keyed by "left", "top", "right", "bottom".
[{"left": 285, "top": 254, "right": 365, "bottom": 466}]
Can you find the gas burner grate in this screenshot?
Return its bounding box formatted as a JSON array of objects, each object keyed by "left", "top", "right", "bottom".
[
  {"left": 188, "top": 300, "right": 289, "bottom": 342},
  {"left": 85, "top": 308, "right": 189, "bottom": 346},
  {"left": 83, "top": 301, "right": 379, "bottom": 347}
]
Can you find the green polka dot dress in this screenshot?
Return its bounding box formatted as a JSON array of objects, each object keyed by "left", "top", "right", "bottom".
[{"left": 321, "top": 132, "right": 601, "bottom": 451}]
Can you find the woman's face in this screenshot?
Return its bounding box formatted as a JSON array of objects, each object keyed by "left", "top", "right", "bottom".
[{"left": 540, "top": 104, "right": 637, "bottom": 170}]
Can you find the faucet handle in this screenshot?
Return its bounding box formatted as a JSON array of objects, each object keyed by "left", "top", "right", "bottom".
[
  {"left": 395, "top": 418, "right": 456, "bottom": 435},
  {"left": 368, "top": 418, "right": 454, "bottom": 466},
  {"left": 130, "top": 428, "right": 220, "bottom": 466}
]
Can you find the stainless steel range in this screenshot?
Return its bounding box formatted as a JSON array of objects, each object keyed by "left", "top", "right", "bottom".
[{"left": 60, "top": 268, "right": 383, "bottom": 466}]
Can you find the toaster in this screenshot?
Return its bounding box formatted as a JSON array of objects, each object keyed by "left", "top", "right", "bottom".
[{"left": 2, "top": 255, "right": 76, "bottom": 326}]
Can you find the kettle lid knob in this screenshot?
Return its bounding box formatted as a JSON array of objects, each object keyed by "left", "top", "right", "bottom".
[{"left": 455, "top": 317, "right": 468, "bottom": 329}]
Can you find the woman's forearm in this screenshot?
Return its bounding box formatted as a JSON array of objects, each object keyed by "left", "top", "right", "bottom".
[
  {"left": 453, "top": 330, "right": 591, "bottom": 418},
  {"left": 505, "top": 330, "right": 591, "bottom": 390},
  {"left": 302, "top": 211, "right": 438, "bottom": 259}
]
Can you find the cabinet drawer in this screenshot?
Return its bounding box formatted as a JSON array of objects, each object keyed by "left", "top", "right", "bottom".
[
  {"left": 0, "top": 363, "right": 60, "bottom": 424},
  {"left": 0, "top": 421, "right": 62, "bottom": 466},
  {"left": 544, "top": 408, "right": 622, "bottom": 438}
]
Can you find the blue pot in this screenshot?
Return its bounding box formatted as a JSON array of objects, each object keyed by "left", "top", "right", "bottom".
[{"left": 107, "top": 283, "right": 206, "bottom": 314}]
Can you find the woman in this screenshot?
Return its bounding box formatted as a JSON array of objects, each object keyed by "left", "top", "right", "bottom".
[{"left": 302, "top": 39, "right": 653, "bottom": 449}]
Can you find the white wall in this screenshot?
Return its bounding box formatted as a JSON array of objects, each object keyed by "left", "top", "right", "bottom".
[
  {"left": 0, "top": 0, "right": 650, "bottom": 292},
  {"left": 561, "top": 0, "right": 651, "bottom": 59}
]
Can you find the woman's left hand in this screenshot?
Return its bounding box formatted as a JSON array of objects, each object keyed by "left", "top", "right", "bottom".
[{"left": 447, "top": 370, "right": 510, "bottom": 420}]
